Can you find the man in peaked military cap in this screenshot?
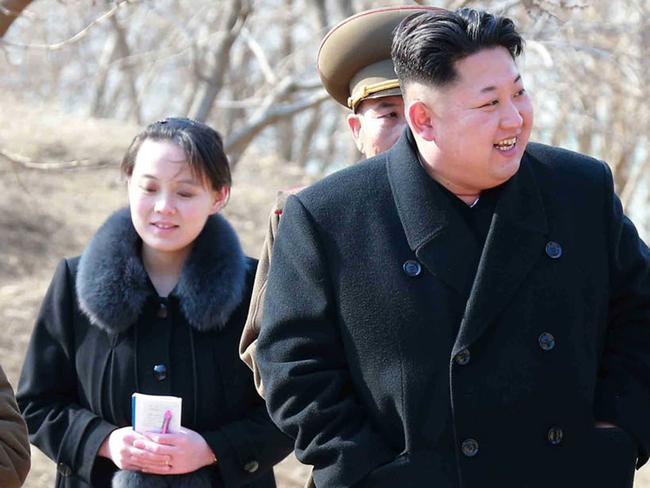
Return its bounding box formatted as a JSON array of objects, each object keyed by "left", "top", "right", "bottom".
[{"left": 239, "top": 6, "right": 440, "bottom": 396}]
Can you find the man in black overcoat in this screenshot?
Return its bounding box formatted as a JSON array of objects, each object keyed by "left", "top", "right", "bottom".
[{"left": 256, "top": 8, "right": 650, "bottom": 488}]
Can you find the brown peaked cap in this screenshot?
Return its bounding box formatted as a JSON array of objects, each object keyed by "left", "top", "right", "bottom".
[{"left": 317, "top": 5, "right": 443, "bottom": 111}]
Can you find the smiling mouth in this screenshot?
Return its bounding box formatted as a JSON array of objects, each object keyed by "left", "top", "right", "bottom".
[
  {"left": 494, "top": 137, "right": 517, "bottom": 151},
  {"left": 152, "top": 223, "right": 178, "bottom": 229}
]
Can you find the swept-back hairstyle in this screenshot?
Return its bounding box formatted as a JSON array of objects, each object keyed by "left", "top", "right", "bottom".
[
  {"left": 392, "top": 8, "right": 524, "bottom": 88},
  {"left": 121, "top": 117, "right": 231, "bottom": 191}
]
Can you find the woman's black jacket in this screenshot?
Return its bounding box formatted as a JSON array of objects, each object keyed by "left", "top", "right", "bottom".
[{"left": 17, "top": 208, "right": 292, "bottom": 488}]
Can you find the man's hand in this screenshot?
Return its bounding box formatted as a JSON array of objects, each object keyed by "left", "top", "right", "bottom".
[{"left": 98, "top": 426, "right": 172, "bottom": 472}]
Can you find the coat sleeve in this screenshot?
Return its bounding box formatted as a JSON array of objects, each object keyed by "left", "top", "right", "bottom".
[
  {"left": 16, "top": 259, "right": 117, "bottom": 484},
  {"left": 594, "top": 162, "right": 650, "bottom": 467},
  {"left": 256, "top": 196, "right": 397, "bottom": 488},
  {"left": 201, "top": 401, "right": 293, "bottom": 486},
  {"left": 239, "top": 205, "right": 281, "bottom": 398},
  {"left": 0, "top": 364, "right": 30, "bottom": 487}
]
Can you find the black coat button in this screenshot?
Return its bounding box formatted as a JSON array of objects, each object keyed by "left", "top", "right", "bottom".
[
  {"left": 547, "top": 426, "right": 564, "bottom": 445},
  {"left": 461, "top": 438, "right": 479, "bottom": 457},
  {"left": 454, "top": 348, "right": 471, "bottom": 366},
  {"left": 157, "top": 300, "right": 168, "bottom": 318},
  {"left": 57, "top": 462, "right": 72, "bottom": 477},
  {"left": 153, "top": 363, "right": 167, "bottom": 381},
  {"left": 243, "top": 460, "right": 259, "bottom": 473},
  {"left": 545, "top": 241, "right": 562, "bottom": 259},
  {"left": 538, "top": 332, "right": 556, "bottom": 351},
  {"left": 403, "top": 260, "right": 422, "bottom": 277}
]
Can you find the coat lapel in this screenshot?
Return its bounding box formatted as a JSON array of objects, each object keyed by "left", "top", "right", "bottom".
[
  {"left": 387, "top": 131, "right": 480, "bottom": 296},
  {"left": 452, "top": 153, "right": 549, "bottom": 356}
]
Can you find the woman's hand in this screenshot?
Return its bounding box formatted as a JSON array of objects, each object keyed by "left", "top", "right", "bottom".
[
  {"left": 132, "top": 427, "right": 216, "bottom": 475},
  {"left": 98, "top": 426, "right": 172, "bottom": 472}
]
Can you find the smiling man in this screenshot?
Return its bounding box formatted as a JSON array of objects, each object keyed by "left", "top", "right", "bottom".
[{"left": 257, "top": 8, "right": 650, "bottom": 488}]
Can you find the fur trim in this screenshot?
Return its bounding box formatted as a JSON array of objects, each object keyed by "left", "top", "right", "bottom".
[
  {"left": 77, "top": 208, "right": 247, "bottom": 333},
  {"left": 112, "top": 468, "right": 216, "bottom": 487}
]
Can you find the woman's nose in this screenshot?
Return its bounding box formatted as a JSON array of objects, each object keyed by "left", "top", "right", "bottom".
[{"left": 154, "top": 194, "right": 176, "bottom": 214}]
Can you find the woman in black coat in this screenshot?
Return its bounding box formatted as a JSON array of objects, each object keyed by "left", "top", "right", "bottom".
[{"left": 17, "top": 118, "right": 292, "bottom": 488}]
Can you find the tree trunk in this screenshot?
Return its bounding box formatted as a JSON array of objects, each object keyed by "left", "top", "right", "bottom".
[
  {"left": 109, "top": 15, "right": 141, "bottom": 124},
  {"left": 89, "top": 34, "right": 119, "bottom": 118},
  {"left": 295, "top": 106, "right": 322, "bottom": 167},
  {"left": 188, "top": 0, "right": 250, "bottom": 122},
  {"left": 274, "top": 0, "right": 294, "bottom": 161}
]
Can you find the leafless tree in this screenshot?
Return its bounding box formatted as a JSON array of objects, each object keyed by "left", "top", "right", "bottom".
[{"left": 1, "top": 0, "right": 648, "bottom": 223}]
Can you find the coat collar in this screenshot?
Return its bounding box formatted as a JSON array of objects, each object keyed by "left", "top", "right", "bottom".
[
  {"left": 76, "top": 208, "right": 247, "bottom": 334},
  {"left": 387, "top": 131, "right": 549, "bottom": 355},
  {"left": 387, "top": 130, "right": 481, "bottom": 295}
]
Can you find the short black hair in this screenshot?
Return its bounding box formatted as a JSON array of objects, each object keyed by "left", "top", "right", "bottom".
[
  {"left": 392, "top": 8, "right": 524, "bottom": 88},
  {"left": 121, "top": 117, "right": 231, "bottom": 191}
]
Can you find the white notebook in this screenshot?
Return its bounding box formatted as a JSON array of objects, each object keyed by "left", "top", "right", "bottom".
[{"left": 131, "top": 393, "right": 182, "bottom": 434}]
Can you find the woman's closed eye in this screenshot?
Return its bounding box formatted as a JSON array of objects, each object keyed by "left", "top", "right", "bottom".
[{"left": 140, "top": 185, "right": 158, "bottom": 194}]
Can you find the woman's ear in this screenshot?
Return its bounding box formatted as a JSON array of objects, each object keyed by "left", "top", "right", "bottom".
[
  {"left": 210, "top": 186, "right": 230, "bottom": 214},
  {"left": 407, "top": 100, "right": 437, "bottom": 142}
]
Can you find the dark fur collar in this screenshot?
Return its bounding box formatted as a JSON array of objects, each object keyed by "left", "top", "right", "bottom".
[{"left": 76, "top": 208, "right": 247, "bottom": 334}]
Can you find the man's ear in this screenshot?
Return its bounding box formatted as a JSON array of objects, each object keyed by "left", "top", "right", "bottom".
[
  {"left": 407, "top": 100, "right": 437, "bottom": 142},
  {"left": 347, "top": 114, "right": 363, "bottom": 152},
  {"left": 210, "top": 186, "right": 230, "bottom": 215},
  {"left": 346, "top": 113, "right": 364, "bottom": 152}
]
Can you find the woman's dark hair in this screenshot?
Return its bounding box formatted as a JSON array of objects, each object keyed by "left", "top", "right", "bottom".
[
  {"left": 392, "top": 8, "right": 524, "bottom": 88},
  {"left": 121, "top": 117, "right": 231, "bottom": 191}
]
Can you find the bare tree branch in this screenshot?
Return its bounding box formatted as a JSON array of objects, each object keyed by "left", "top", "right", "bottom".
[
  {"left": 240, "top": 25, "right": 276, "bottom": 84},
  {"left": 225, "top": 90, "right": 329, "bottom": 165},
  {"left": 0, "top": 148, "right": 110, "bottom": 170},
  {"left": 0, "top": 0, "right": 137, "bottom": 50}
]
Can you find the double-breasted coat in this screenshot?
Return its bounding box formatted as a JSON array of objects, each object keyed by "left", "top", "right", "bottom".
[
  {"left": 17, "top": 209, "right": 292, "bottom": 488},
  {"left": 256, "top": 131, "right": 650, "bottom": 488}
]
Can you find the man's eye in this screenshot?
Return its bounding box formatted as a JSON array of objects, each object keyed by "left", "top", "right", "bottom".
[
  {"left": 515, "top": 88, "right": 526, "bottom": 97},
  {"left": 178, "top": 192, "right": 194, "bottom": 198},
  {"left": 140, "top": 186, "right": 156, "bottom": 193},
  {"left": 479, "top": 100, "right": 499, "bottom": 109}
]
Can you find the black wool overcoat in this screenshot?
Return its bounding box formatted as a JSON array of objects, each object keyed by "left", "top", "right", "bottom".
[
  {"left": 17, "top": 209, "right": 292, "bottom": 488},
  {"left": 257, "top": 131, "right": 650, "bottom": 488}
]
